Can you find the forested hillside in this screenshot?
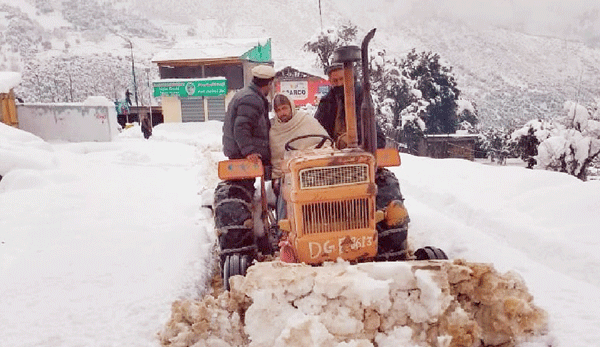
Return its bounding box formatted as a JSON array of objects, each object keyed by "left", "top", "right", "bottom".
[{"left": 2, "top": 0, "right": 599, "bottom": 128}]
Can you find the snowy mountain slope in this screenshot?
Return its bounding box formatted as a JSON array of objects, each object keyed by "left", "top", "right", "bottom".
[{"left": 2, "top": 0, "right": 600, "bottom": 126}]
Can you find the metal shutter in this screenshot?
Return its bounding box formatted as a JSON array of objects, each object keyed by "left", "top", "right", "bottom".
[
  {"left": 181, "top": 96, "right": 205, "bottom": 122},
  {"left": 207, "top": 96, "right": 226, "bottom": 121}
]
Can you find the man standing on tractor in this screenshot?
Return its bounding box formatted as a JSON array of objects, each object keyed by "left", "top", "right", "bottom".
[
  {"left": 222, "top": 64, "right": 275, "bottom": 175},
  {"left": 216, "top": 64, "right": 276, "bottom": 260},
  {"left": 314, "top": 63, "right": 410, "bottom": 261}
]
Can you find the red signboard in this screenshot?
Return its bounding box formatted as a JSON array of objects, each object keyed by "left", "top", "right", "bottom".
[{"left": 275, "top": 78, "right": 331, "bottom": 106}]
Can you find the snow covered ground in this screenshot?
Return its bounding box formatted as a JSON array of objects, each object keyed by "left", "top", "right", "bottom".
[{"left": 1, "top": 121, "right": 600, "bottom": 346}]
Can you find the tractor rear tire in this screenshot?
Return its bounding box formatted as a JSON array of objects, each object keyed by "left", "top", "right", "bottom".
[{"left": 214, "top": 180, "right": 256, "bottom": 268}]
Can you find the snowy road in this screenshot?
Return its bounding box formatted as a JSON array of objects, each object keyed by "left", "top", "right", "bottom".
[
  {"left": 399, "top": 155, "right": 600, "bottom": 346},
  {"left": 1, "top": 122, "right": 599, "bottom": 346}
]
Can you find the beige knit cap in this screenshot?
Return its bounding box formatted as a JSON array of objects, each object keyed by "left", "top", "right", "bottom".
[{"left": 251, "top": 65, "right": 275, "bottom": 79}]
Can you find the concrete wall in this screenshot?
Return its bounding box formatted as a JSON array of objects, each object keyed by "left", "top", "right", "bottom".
[{"left": 17, "top": 103, "right": 119, "bottom": 142}]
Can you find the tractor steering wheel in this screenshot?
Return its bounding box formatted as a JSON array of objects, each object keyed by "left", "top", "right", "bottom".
[{"left": 284, "top": 134, "right": 334, "bottom": 151}]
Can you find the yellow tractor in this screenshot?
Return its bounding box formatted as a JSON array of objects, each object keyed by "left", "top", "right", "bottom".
[{"left": 215, "top": 29, "right": 446, "bottom": 289}]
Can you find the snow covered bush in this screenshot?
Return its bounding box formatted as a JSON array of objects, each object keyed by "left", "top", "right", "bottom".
[
  {"left": 512, "top": 119, "right": 551, "bottom": 168},
  {"left": 512, "top": 100, "right": 600, "bottom": 180},
  {"left": 476, "top": 126, "right": 516, "bottom": 161},
  {"left": 536, "top": 101, "right": 600, "bottom": 180}
]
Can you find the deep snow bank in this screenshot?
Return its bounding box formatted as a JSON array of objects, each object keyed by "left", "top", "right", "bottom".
[{"left": 158, "top": 259, "right": 547, "bottom": 347}]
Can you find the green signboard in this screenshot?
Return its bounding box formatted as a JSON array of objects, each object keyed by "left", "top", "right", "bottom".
[{"left": 153, "top": 78, "right": 227, "bottom": 97}]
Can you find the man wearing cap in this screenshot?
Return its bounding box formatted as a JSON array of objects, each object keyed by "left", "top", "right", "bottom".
[
  {"left": 314, "top": 63, "right": 386, "bottom": 149},
  {"left": 315, "top": 63, "right": 410, "bottom": 261},
  {"left": 219, "top": 64, "right": 276, "bottom": 257},
  {"left": 222, "top": 64, "right": 275, "bottom": 177}
]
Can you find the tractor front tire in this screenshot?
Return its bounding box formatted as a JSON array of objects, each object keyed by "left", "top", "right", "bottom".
[
  {"left": 414, "top": 246, "right": 448, "bottom": 260},
  {"left": 223, "top": 254, "right": 250, "bottom": 291}
]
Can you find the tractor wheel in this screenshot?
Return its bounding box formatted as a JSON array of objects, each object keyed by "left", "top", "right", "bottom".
[
  {"left": 414, "top": 246, "right": 448, "bottom": 260},
  {"left": 214, "top": 180, "right": 256, "bottom": 266},
  {"left": 375, "top": 168, "right": 409, "bottom": 261},
  {"left": 376, "top": 223, "right": 408, "bottom": 261},
  {"left": 223, "top": 254, "right": 250, "bottom": 291}
]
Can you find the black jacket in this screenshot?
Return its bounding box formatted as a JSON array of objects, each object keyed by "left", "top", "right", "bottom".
[
  {"left": 314, "top": 85, "right": 386, "bottom": 149},
  {"left": 222, "top": 83, "right": 271, "bottom": 165}
]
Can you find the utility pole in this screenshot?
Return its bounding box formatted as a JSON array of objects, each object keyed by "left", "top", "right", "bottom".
[
  {"left": 115, "top": 33, "right": 139, "bottom": 107},
  {"left": 146, "top": 68, "right": 153, "bottom": 130},
  {"left": 128, "top": 39, "right": 139, "bottom": 107},
  {"left": 319, "top": 0, "right": 323, "bottom": 31}
]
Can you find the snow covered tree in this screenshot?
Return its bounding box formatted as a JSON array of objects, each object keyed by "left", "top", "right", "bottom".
[
  {"left": 303, "top": 22, "right": 358, "bottom": 70},
  {"left": 369, "top": 47, "right": 474, "bottom": 152},
  {"left": 17, "top": 53, "right": 143, "bottom": 103},
  {"left": 476, "top": 126, "right": 515, "bottom": 161},
  {"left": 535, "top": 101, "right": 600, "bottom": 180},
  {"left": 400, "top": 50, "right": 462, "bottom": 134},
  {"left": 456, "top": 99, "right": 479, "bottom": 132},
  {"left": 369, "top": 49, "right": 426, "bottom": 153},
  {"left": 303, "top": 26, "right": 473, "bottom": 151}
]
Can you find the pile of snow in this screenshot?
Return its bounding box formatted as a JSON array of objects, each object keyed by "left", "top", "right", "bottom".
[
  {"left": 82, "top": 95, "right": 115, "bottom": 107},
  {"left": 158, "top": 260, "right": 548, "bottom": 347},
  {"left": 0, "top": 71, "right": 21, "bottom": 93},
  {"left": 0, "top": 123, "right": 56, "bottom": 180}
]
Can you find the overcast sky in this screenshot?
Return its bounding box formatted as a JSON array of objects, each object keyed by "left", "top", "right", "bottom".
[{"left": 328, "top": 0, "right": 599, "bottom": 44}]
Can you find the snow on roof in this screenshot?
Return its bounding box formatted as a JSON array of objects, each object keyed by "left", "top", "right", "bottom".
[
  {"left": 152, "top": 37, "right": 270, "bottom": 62},
  {"left": 426, "top": 133, "right": 479, "bottom": 138},
  {"left": 82, "top": 96, "right": 115, "bottom": 107},
  {"left": 155, "top": 77, "right": 226, "bottom": 84},
  {"left": 0, "top": 71, "right": 22, "bottom": 94}
]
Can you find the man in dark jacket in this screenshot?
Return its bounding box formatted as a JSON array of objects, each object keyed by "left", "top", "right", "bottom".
[
  {"left": 314, "top": 63, "right": 386, "bottom": 149},
  {"left": 222, "top": 64, "right": 275, "bottom": 177},
  {"left": 141, "top": 113, "right": 152, "bottom": 139},
  {"left": 217, "top": 64, "right": 275, "bottom": 258}
]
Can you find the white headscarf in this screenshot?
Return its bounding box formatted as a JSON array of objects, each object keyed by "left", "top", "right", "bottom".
[{"left": 269, "top": 93, "right": 329, "bottom": 179}]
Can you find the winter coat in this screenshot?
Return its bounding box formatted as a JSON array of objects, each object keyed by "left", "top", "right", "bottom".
[
  {"left": 222, "top": 83, "right": 272, "bottom": 167},
  {"left": 269, "top": 93, "right": 330, "bottom": 179},
  {"left": 141, "top": 117, "right": 152, "bottom": 139},
  {"left": 314, "top": 84, "right": 386, "bottom": 149}
]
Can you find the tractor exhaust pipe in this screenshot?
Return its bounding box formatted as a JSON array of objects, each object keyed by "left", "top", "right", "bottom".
[
  {"left": 360, "top": 28, "right": 377, "bottom": 156},
  {"left": 332, "top": 28, "right": 377, "bottom": 154}
]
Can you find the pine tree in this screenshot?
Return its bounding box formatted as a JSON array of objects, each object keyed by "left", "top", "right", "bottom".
[{"left": 401, "top": 50, "right": 461, "bottom": 134}]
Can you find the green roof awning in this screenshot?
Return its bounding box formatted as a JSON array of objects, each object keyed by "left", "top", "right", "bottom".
[{"left": 241, "top": 39, "right": 271, "bottom": 63}]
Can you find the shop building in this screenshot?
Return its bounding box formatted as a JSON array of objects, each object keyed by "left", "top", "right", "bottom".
[
  {"left": 151, "top": 38, "right": 272, "bottom": 123},
  {"left": 275, "top": 66, "right": 330, "bottom": 106}
]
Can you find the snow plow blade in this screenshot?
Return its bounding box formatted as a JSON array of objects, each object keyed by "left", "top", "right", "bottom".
[{"left": 158, "top": 259, "right": 548, "bottom": 347}]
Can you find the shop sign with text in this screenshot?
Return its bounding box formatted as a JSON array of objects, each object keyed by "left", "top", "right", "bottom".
[
  {"left": 153, "top": 78, "right": 227, "bottom": 97},
  {"left": 280, "top": 81, "right": 308, "bottom": 100}
]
